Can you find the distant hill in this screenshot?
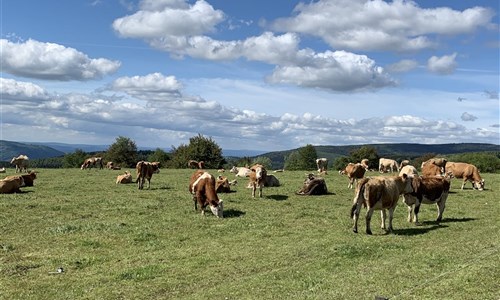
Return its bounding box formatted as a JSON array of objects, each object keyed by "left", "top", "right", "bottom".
[{"left": 0, "top": 140, "right": 65, "bottom": 161}]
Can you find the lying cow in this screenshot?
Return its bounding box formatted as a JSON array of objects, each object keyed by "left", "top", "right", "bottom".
[
  {"left": 229, "top": 166, "right": 251, "bottom": 177},
  {"left": 215, "top": 176, "right": 231, "bottom": 193},
  {"left": 189, "top": 170, "right": 223, "bottom": 218},
  {"left": 4, "top": 171, "right": 37, "bottom": 187},
  {"left": 340, "top": 163, "right": 366, "bottom": 189},
  {"left": 403, "top": 176, "right": 450, "bottom": 224},
  {"left": 296, "top": 174, "right": 328, "bottom": 195},
  {"left": 135, "top": 161, "right": 160, "bottom": 189},
  {"left": 350, "top": 174, "right": 413, "bottom": 234},
  {"left": 446, "top": 162, "right": 485, "bottom": 190},
  {"left": 264, "top": 174, "right": 280, "bottom": 187},
  {"left": 249, "top": 164, "right": 267, "bottom": 197},
  {"left": 116, "top": 171, "right": 133, "bottom": 184},
  {"left": 0, "top": 176, "right": 24, "bottom": 193}
]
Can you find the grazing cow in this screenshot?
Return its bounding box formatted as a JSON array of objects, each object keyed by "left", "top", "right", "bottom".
[
  {"left": 399, "top": 165, "right": 418, "bottom": 177},
  {"left": 0, "top": 176, "right": 24, "bottom": 193},
  {"left": 403, "top": 176, "right": 450, "bottom": 223},
  {"left": 350, "top": 174, "right": 413, "bottom": 234},
  {"left": 11, "top": 155, "right": 29, "bottom": 173},
  {"left": 249, "top": 164, "right": 267, "bottom": 197},
  {"left": 360, "top": 159, "right": 369, "bottom": 171},
  {"left": 421, "top": 163, "right": 443, "bottom": 177},
  {"left": 296, "top": 173, "right": 328, "bottom": 195},
  {"left": 81, "top": 157, "right": 104, "bottom": 170},
  {"left": 215, "top": 176, "right": 231, "bottom": 193},
  {"left": 378, "top": 158, "right": 399, "bottom": 173},
  {"left": 187, "top": 160, "right": 199, "bottom": 169},
  {"left": 340, "top": 163, "right": 366, "bottom": 189},
  {"left": 189, "top": 170, "right": 223, "bottom": 218},
  {"left": 135, "top": 161, "right": 160, "bottom": 189},
  {"left": 230, "top": 166, "right": 251, "bottom": 177},
  {"left": 316, "top": 158, "right": 328, "bottom": 173},
  {"left": 5, "top": 171, "right": 37, "bottom": 187},
  {"left": 446, "top": 162, "right": 485, "bottom": 190},
  {"left": 116, "top": 171, "right": 133, "bottom": 184},
  {"left": 421, "top": 158, "right": 447, "bottom": 174}
]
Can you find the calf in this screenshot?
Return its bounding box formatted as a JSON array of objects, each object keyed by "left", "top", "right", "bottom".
[
  {"left": 296, "top": 173, "right": 328, "bottom": 195},
  {"left": 0, "top": 176, "right": 24, "bottom": 193},
  {"left": 116, "top": 171, "right": 133, "bottom": 184},
  {"left": 446, "top": 162, "right": 485, "bottom": 190},
  {"left": 350, "top": 174, "right": 412, "bottom": 234},
  {"left": 341, "top": 163, "right": 366, "bottom": 189},
  {"left": 403, "top": 176, "right": 450, "bottom": 223},
  {"left": 248, "top": 164, "right": 267, "bottom": 197},
  {"left": 135, "top": 161, "right": 160, "bottom": 189},
  {"left": 189, "top": 170, "right": 223, "bottom": 218}
]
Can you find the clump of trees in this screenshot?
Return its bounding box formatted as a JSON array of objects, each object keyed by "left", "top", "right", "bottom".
[
  {"left": 167, "top": 134, "right": 225, "bottom": 169},
  {"left": 332, "top": 146, "right": 379, "bottom": 171},
  {"left": 284, "top": 144, "right": 318, "bottom": 171}
]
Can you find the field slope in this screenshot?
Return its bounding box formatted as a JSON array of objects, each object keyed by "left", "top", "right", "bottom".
[{"left": 1, "top": 168, "right": 499, "bottom": 299}]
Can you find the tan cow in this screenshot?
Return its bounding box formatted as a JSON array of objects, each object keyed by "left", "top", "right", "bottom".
[
  {"left": 378, "top": 158, "right": 399, "bottom": 173},
  {"left": 403, "top": 176, "right": 450, "bottom": 223},
  {"left": 215, "top": 175, "right": 231, "bottom": 193},
  {"left": 11, "top": 155, "right": 29, "bottom": 173},
  {"left": 189, "top": 170, "right": 223, "bottom": 218},
  {"left": 446, "top": 162, "right": 485, "bottom": 190},
  {"left": 421, "top": 158, "right": 447, "bottom": 174},
  {"left": 81, "top": 157, "right": 103, "bottom": 170},
  {"left": 350, "top": 174, "right": 413, "bottom": 234},
  {"left": 360, "top": 159, "right": 369, "bottom": 171},
  {"left": 4, "top": 171, "right": 37, "bottom": 187},
  {"left": 249, "top": 164, "right": 267, "bottom": 197},
  {"left": 421, "top": 163, "right": 442, "bottom": 177},
  {"left": 340, "top": 163, "right": 366, "bottom": 189},
  {"left": 116, "top": 171, "right": 133, "bottom": 184},
  {"left": 296, "top": 173, "right": 328, "bottom": 195},
  {"left": 229, "top": 166, "right": 251, "bottom": 177},
  {"left": 135, "top": 161, "right": 160, "bottom": 189},
  {"left": 0, "top": 176, "right": 24, "bottom": 193},
  {"left": 399, "top": 165, "right": 418, "bottom": 177}
]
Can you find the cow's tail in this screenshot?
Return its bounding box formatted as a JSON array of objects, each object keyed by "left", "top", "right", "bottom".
[{"left": 350, "top": 178, "right": 369, "bottom": 218}]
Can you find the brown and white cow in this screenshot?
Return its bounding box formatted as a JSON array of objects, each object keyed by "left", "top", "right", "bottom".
[
  {"left": 229, "top": 166, "right": 251, "bottom": 177},
  {"left": 316, "top": 158, "right": 328, "bottom": 173},
  {"left": 399, "top": 165, "right": 418, "bottom": 177},
  {"left": 11, "top": 155, "right": 29, "bottom": 173},
  {"left": 187, "top": 160, "right": 199, "bottom": 169},
  {"left": 296, "top": 173, "right": 328, "bottom": 196},
  {"left": 340, "top": 163, "right": 366, "bottom": 189},
  {"left": 215, "top": 175, "right": 231, "bottom": 193},
  {"left": 116, "top": 171, "right": 133, "bottom": 184},
  {"left": 189, "top": 170, "right": 223, "bottom": 218},
  {"left": 350, "top": 174, "right": 413, "bottom": 234},
  {"left": 446, "top": 162, "right": 485, "bottom": 190},
  {"left": 135, "top": 161, "right": 160, "bottom": 189},
  {"left": 421, "top": 163, "right": 442, "bottom": 177},
  {"left": 249, "top": 164, "right": 267, "bottom": 197},
  {"left": 403, "top": 176, "right": 450, "bottom": 223},
  {"left": 0, "top": 176, "right": 24, "bottom": 193},
  {"left": 81, "top": 157, "right": 104, "bottom": 170},
  {"left": 360, "top": 159, "right": 370, "bottom": 171},
  {"left": 4, "top": 171, "right": 37, "bottom": 187},
  {"left": 378, "top": 158, "right": 399, "bottom": 173}
]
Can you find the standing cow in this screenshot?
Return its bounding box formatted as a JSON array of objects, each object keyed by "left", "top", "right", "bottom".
[
  {"left": 446, "top": 162, "right": 485, "bottom": 190},
  {"left": 316, "top": 158, "right": 328, "bottom": 173},
  {"left": 136, "top": 161, "right": 160, "bottom": 189},
  {"left": 248, "top": 164, "right": 267, "bottom": 197},
  {"left": 340, "top": 163, "right": 366, "bottom": 189},
  {"left": 189, "top": 170, "right": 223, "bottom": 218},
  {"left": 378, "top": 158, "right": 399, "bottom": 173},
  {"left": 11, "top": 155, "right": 29, "bottom": 173},
  {"left": 350, "top": 174, "right": 413, "bottom": 234},
  {"left": 403, "top": 176, "right": 450, "bottom": 223}
]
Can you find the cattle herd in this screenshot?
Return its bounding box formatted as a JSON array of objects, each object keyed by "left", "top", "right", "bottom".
[{"left": 1, "top": 155, "right": 487, "bottom": 235}]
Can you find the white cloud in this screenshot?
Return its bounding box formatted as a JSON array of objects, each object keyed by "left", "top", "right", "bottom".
[
  {"left": 461, "top": 112, "right": 478, "bottom": 121},
  {"left": 386, "top": 59, "right": 419, "bottom": 73},
  {"left": 0, "top": 39, "right": 121, "bottom": 81},
  {"left": 109, "top": 73, "right": 183, "bottom": 100},
  {"left": 0, "top": 78, "right": 49, "bottom": 102},
  {"left": 270, "top": 0, "right": 495, "bottom": 52},
  {"left": 427, "top": 53, "right": 458, "bottom": 75}
]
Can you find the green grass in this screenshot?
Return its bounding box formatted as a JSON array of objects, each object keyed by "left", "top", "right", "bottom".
[{"left": 1, "top": 168, "right": 499, "bottom": 300}]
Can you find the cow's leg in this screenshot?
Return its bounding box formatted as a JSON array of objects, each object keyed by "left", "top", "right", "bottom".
[
  {"left": 413, "top": 203, "right": 421, "bottom": 224},
  {"left": 461, "top": 179, "right": 466, "bottom": 190},
  {"left": 365, "top": 207, "right": 374, "bottom": 235},
  {"left": 351, "top": 203, "right": 361, "bottom": 233},
  {"left": 387, "top": 208, "right": 395, "bottom": 233},
  {"left": 251, "top": 184, "right": 256, "bottom": 197},
  {"left": 259, "top": 185, "right": 263, "bottom": 197},
  {"left": 348, "top": 178, "right": 353, "bottom": 189},
  {"left": 407, "top": 205, "right": 413, "bottom": 223},
  {"left": 380, "top": 210, "right": 387, "bottom": 230},
  {"left": 436, "top": 199, "right": 445, "bottom": 222},
  {"left": 147, "top": 178, "right": 151, "bottom": 189}
]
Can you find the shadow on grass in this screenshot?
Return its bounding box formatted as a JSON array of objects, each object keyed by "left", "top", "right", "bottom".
[
  {"left": 265, "top": 194, "right": 289, "bottom": 201},
  {"left": 224, "top": 209, "right": 246, "bottom": 218},
  {"left": 422, "top": 217, "right": 476, "bottom": 225},
  {"left": 393, "top": 224, "right": 448, "bottom": 236}
]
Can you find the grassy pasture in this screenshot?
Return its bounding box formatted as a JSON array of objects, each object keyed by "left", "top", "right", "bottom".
[{"left": 0, "top": 168, "right": 499, "bottom": 300}]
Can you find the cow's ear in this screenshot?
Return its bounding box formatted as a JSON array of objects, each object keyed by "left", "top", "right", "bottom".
[{"left": 402, "top": 173, "right": 407, "bottom": 179}]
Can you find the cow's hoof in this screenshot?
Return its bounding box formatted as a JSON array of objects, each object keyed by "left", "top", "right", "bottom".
[
  {"left": 352, "top": 228, "right": 358, "bottom": 233},
  {"left": 366, "top": 230, "right": 372, "bottom": 235}
]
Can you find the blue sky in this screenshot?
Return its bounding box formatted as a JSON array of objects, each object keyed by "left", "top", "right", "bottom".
[{"left": 1, "top": 0, "right": 499, "bottom": 151}]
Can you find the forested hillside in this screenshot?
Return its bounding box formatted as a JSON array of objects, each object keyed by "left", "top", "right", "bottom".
[{"left": 0, "top": 140, "right": 64, "bottom": 161}]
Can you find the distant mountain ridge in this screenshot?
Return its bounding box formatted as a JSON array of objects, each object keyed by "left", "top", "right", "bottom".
[{"left": 0, "top": 140, "right": 65, "bottom": 161}]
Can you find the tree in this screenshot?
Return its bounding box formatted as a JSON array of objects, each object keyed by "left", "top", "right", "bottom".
[
  {"left": 332, "top": 156, "right": 351, "bottom": 171},
  {"left": 284, "top": 151, "right": 301, "bottom": 170},
  {"left": 349, "top": 146, "right": 379, "bottom": 170},
  {"left": 63, "top": 149, "right": 87, "bottom": 168},
  {"left": 284, "top": 144, "right": 318, "bottom": 170},
  {"left": 147, "top": 148, "right": 170, "bottom": 166},
  {"left": 169, "top": 134, "right": 225, "bottom": 169},
  {"left": 252, "top": 156, "right": 272, "bottom": 169},
  {"left": 106, "top": 136, "right": 138, "bottom": 168}
]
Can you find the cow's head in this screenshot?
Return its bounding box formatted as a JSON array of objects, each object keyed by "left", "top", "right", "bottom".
[
  {"left": 252, "top": 165, "right": 265, "bottom": 179},
  {"left": 401, "top": 173, "right": 414, "bottom": 194},
  {"left": 474, "top": 179, "right": 485, "bottom": 191},
  {"left": 210, "top": 200, "right": 224, "bottom": 218}
]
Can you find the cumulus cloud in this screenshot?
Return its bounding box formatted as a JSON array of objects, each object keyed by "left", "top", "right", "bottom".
[
  {"left": 270, "top": 0, "right": 495, "bottom": 52},
  {"left": 386, "top": 59, "right": 419, "bottom": 73},
  {"left": 0, "top": 78, "right": 50, "bottom": 104},
  {"left": 108, "top": 73, "right": 183, "bottom": 100},
  {"left": 427, "top": 53, "right": 458, "bottom": 75},
  {"left": 461, "top": 112, "right": 478, "bottom": 121},
  {"left": 0, "top": 39, "right": 121, "bottom": 81}
]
